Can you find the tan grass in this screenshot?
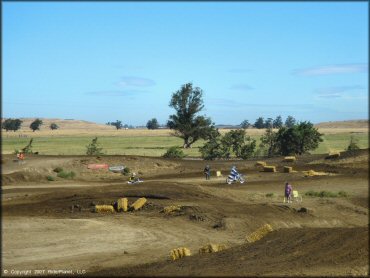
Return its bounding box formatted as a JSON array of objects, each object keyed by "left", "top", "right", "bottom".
[
  {"left": 326, "top": 152, "right": 341, "bottom": 159},
  {"left": 245, "top": 224, "right": 274, "bottom": 243}
]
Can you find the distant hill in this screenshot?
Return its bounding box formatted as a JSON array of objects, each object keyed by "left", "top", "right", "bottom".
[
  {"left": 2, "top": 118, "right": 115, "bottom": 131},
  {"left": 314, "top": 120, "right": 368, "bottom": 129},
  {"left": 1, "top": 118, "right": 368, "bottom": 131}
]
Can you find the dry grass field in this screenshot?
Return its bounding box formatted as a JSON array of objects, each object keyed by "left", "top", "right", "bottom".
[{"left": 1, "top": 118, "right": 368, "bottom": 156}]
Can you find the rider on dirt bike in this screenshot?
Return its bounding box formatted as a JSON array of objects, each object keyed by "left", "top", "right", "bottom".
[
  {"left": 129, "top": 172, "right": 138, "bottom": 183},
  {"left": 226, "top": 166, "right": 245, "bottom": 184}
]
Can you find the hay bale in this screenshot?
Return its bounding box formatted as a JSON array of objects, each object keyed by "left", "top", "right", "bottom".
[
  {"left": 117, "top": 198, "right": 128, "bottom": 212},
  {"left": 303, "top": 170, "right": 327, "bottom": 177},
  {"left": 130, "top": 197, "right": 147, "bottom": 211},
  {"left": 245, "top": 224, "right": 273, "bottom": 243},
  {"left": 284, "top": 166, "right": 293, "bottom": 173},
  {"left": 263, "top": 166, "right": 276, "bottom": 172},
  {"left": 163, "top": 205, "right": 182, "bottom": 214},
  {"left": 284, "top": 156, "right": 296, "bottom": 162},
  {"left": 216, "top": 171, "right": 222, "bottom": 177},
  {"left": 199, "top": 243, "right": 227, "bottom": 254},
  {"left": 94, "top": 205, "right": 114, "bottom": 213},
  {"left": 255, "top": 161, "right": 266, "bottom": 167},
  {"left": 326, "top": 152, "right": 340, "bottom": 159},
  {"left": 170, "top": 247, "right": 191, "bottom": 260}
]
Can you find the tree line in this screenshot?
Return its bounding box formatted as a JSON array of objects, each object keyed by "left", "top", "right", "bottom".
[
  {"left": 240, "top": 115, "right": 296, "bottom": 129},
  {"left": 1, "top": 118, "right": 59, "bottom": 132}
]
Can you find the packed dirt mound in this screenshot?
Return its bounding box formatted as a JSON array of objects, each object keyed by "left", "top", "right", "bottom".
[{"left": 95, "top": 227, "right": 368, "bottom": 276}]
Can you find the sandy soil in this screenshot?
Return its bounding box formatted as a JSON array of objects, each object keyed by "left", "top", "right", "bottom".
[{"left": 1, "top": 149, "right": 368, "bottom": 276}]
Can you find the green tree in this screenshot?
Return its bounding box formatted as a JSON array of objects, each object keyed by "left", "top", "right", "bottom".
[
  {"left": 110, "top": 120, "right": 123, "bottom": 130},
  {"left": 285, "top": 115, "right": 296, "bottom": 128},
  {"left": 86, "top": 137, "right": 104, "bottom": 155},
  {"left": 253, "top": 117, "right": 265, "bottom": 129},
  {"left": 240, "top": 120, "right": 251, "bottom": 129},
  {"left": 162, "top": 146, "right": 186, "bottom": 158},
  {"left": 30, "top": 119, "right": 43, "bottom": 132},
  {"left": 264, "top": 117, "right": 274, "bottom": 129},
  {"left": 167, "top": 83, "right": 217, "bottom": 148},
  {"left": 273, "top": 115, "right": 283, "bottom": 128},
  {"left": 276, "top": 122, "right": 322, "bottom": 155},
  {"left": 260, "top": 127, "right": 278, "bottom": 157},
  {"left": 50, "top": 123, "right": 59, "bottom": 130},
  {"left": 146, "top": 118, "right": 159, "bottom": 130},
  {"left": 200, "top": 129, "right": 256, "bottom": 160},
  {"left": 347, "top": 135, "right": 360, "bottom": 152},
  {"left": 2, "top": 118, "right": 22, "bottom": 132}
]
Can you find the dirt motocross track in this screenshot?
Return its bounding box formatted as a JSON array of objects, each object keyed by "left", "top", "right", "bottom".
[{"left": 1, "top": 150, "right": 369, "bottom": 276}]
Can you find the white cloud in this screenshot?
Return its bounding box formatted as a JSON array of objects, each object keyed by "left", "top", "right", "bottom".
[
  {"left": 294, "top": 64, "right": 368, "bottom": 76},
  {"left": 315, "top": 85, "right": 366, "bottom": 99}
]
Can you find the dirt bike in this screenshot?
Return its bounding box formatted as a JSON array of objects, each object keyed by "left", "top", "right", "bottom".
[
  {"left": 226, "top": 173, "right": 245, "bottom": 184},
  {"left": 127, "top": 178, "right": 144, "bottom": 185}
]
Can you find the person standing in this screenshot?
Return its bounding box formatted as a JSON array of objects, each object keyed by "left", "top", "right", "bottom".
[
  {"left": 204, "top": 165, "right": 211, "bottom": 180},
  {"left": 284, "top": 182, "right": 293, "bottom": 203}
]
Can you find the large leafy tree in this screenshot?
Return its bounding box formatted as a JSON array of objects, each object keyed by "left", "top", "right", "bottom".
[
  {"left": 260, "top": 127, "right": 278, "bottom": 157},
  {"left": 240, "top": 120, "right": 251, "bottom": 129},
  {"left": 200, "top": 129, "right": 256, "bottom": 160},
  {"left": 273, "top": 115, "right": 283, "bottom": 128},
  {"left": 253, "top": 117, "right": 265, "bottom": 129},
  {"left": 167, "top": 83, "right": 217, "bottom": 148},
  {"left": 30, "top": 119, "right": 43, "bottom": 132},
  {"left": 2, "top": 118, "right": 22, "bottom": 132},
  {"left": 109, "top": 120, "right": 123, "bottom": 130},
  {"left": 146, "top": 118, "right": 159, "bottom": 130},
  {"left": 276, "top": 121, "right": 322, "bottom": 155},
  {"left": 285, "top": 115, "right": 296, "bottom": 128}
]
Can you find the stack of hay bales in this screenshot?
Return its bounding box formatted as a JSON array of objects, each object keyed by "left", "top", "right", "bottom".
[
  {"left": 326, "top": 152, "right": 340, "bottom": 159},
  {"left": 303, "top": 170, "right": 327, "bottom": 177},
  {"left": 117, "top": 198, "right": 128, "bottom": 212},
  {"left": 255, "top": 161, "right": 266, "bottom": 167},
  {"left": 216, "top": 171, "right": 223, "bottom": 177},
  {"left": 283, "top": 166, "right": 293, "bottom": 173},
  {"left": 94, "top": 205, "right": 115, "bottom": 213},
  {"left": 245, "top": 224, "right": 273, "bottom": 243},
  {"left": 163, "top": 205, "right": 182, "bottom": 214},
  {"left": 284, "top": 156, "right": 296, "bottom": 162},
  {"left": 130, "top": 197, "right": 147, "bottom": 211},
  {"left": 263, "top": 166, "right": 276, "bottom": 172},
  {"left": 199, "top": 243, "right": 226, "bottom": 254},
  {"left": 169, "top": 247, "right": 191, "bottom": 260}
]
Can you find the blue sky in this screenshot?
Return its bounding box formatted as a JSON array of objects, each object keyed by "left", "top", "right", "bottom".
[{"left": 3, "top": 2, "right": 368, "bottom": 125}]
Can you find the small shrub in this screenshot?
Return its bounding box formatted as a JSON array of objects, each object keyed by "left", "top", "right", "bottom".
[
  {"left": 265, "top": 193, "right": 274, "bottom": 197},
  {"left": 46, "top": 175, "right": 55, "bottom": 181},
  {"left": 347, "top": 136, "right": 360, "bottom": 153},
  {"left": 57, "top": 171, "right": 76, "bottom": 179},
  {"left": 305, "top": 190, "right": 347, "bottom": 198},
  {"left": 53, "top": 167, "right": 63, "bottom": 173},
  {"left": 122, "top": 167, "right": 131, "bottom": 176},
  {"left": 163, "top": 146, "right": 186, "bottom": 159},
  {"left": 338, "top": 191, "right": 348, "bottom": 197},
  {"left": 86, "top": 137, "right": 104, "bottom": 155}
]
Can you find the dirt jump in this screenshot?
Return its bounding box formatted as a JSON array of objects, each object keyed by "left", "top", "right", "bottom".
[{"left": 1, "top": 149, "right": 368, "bottom": 276}]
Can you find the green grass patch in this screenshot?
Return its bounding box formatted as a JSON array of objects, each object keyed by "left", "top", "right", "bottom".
[
  {"left": 46, "top": 175, "right": 55, "bottom": 181},
  {"left": 57, "top": 170, "right": 76, "bottom": 179},
  {"left": 265, "top": 193, "right": 275, "bottom": 197},
  {"left": 305, "top": 190, "right": 349, "bottom": 198},
  {"left": 1, "top": 132, "right": 368, "bottom": 157}
]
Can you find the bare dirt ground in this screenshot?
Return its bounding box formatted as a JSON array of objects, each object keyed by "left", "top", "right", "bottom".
[{"left": 1, "top": 149, "right": 368, "bottom": 276}]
